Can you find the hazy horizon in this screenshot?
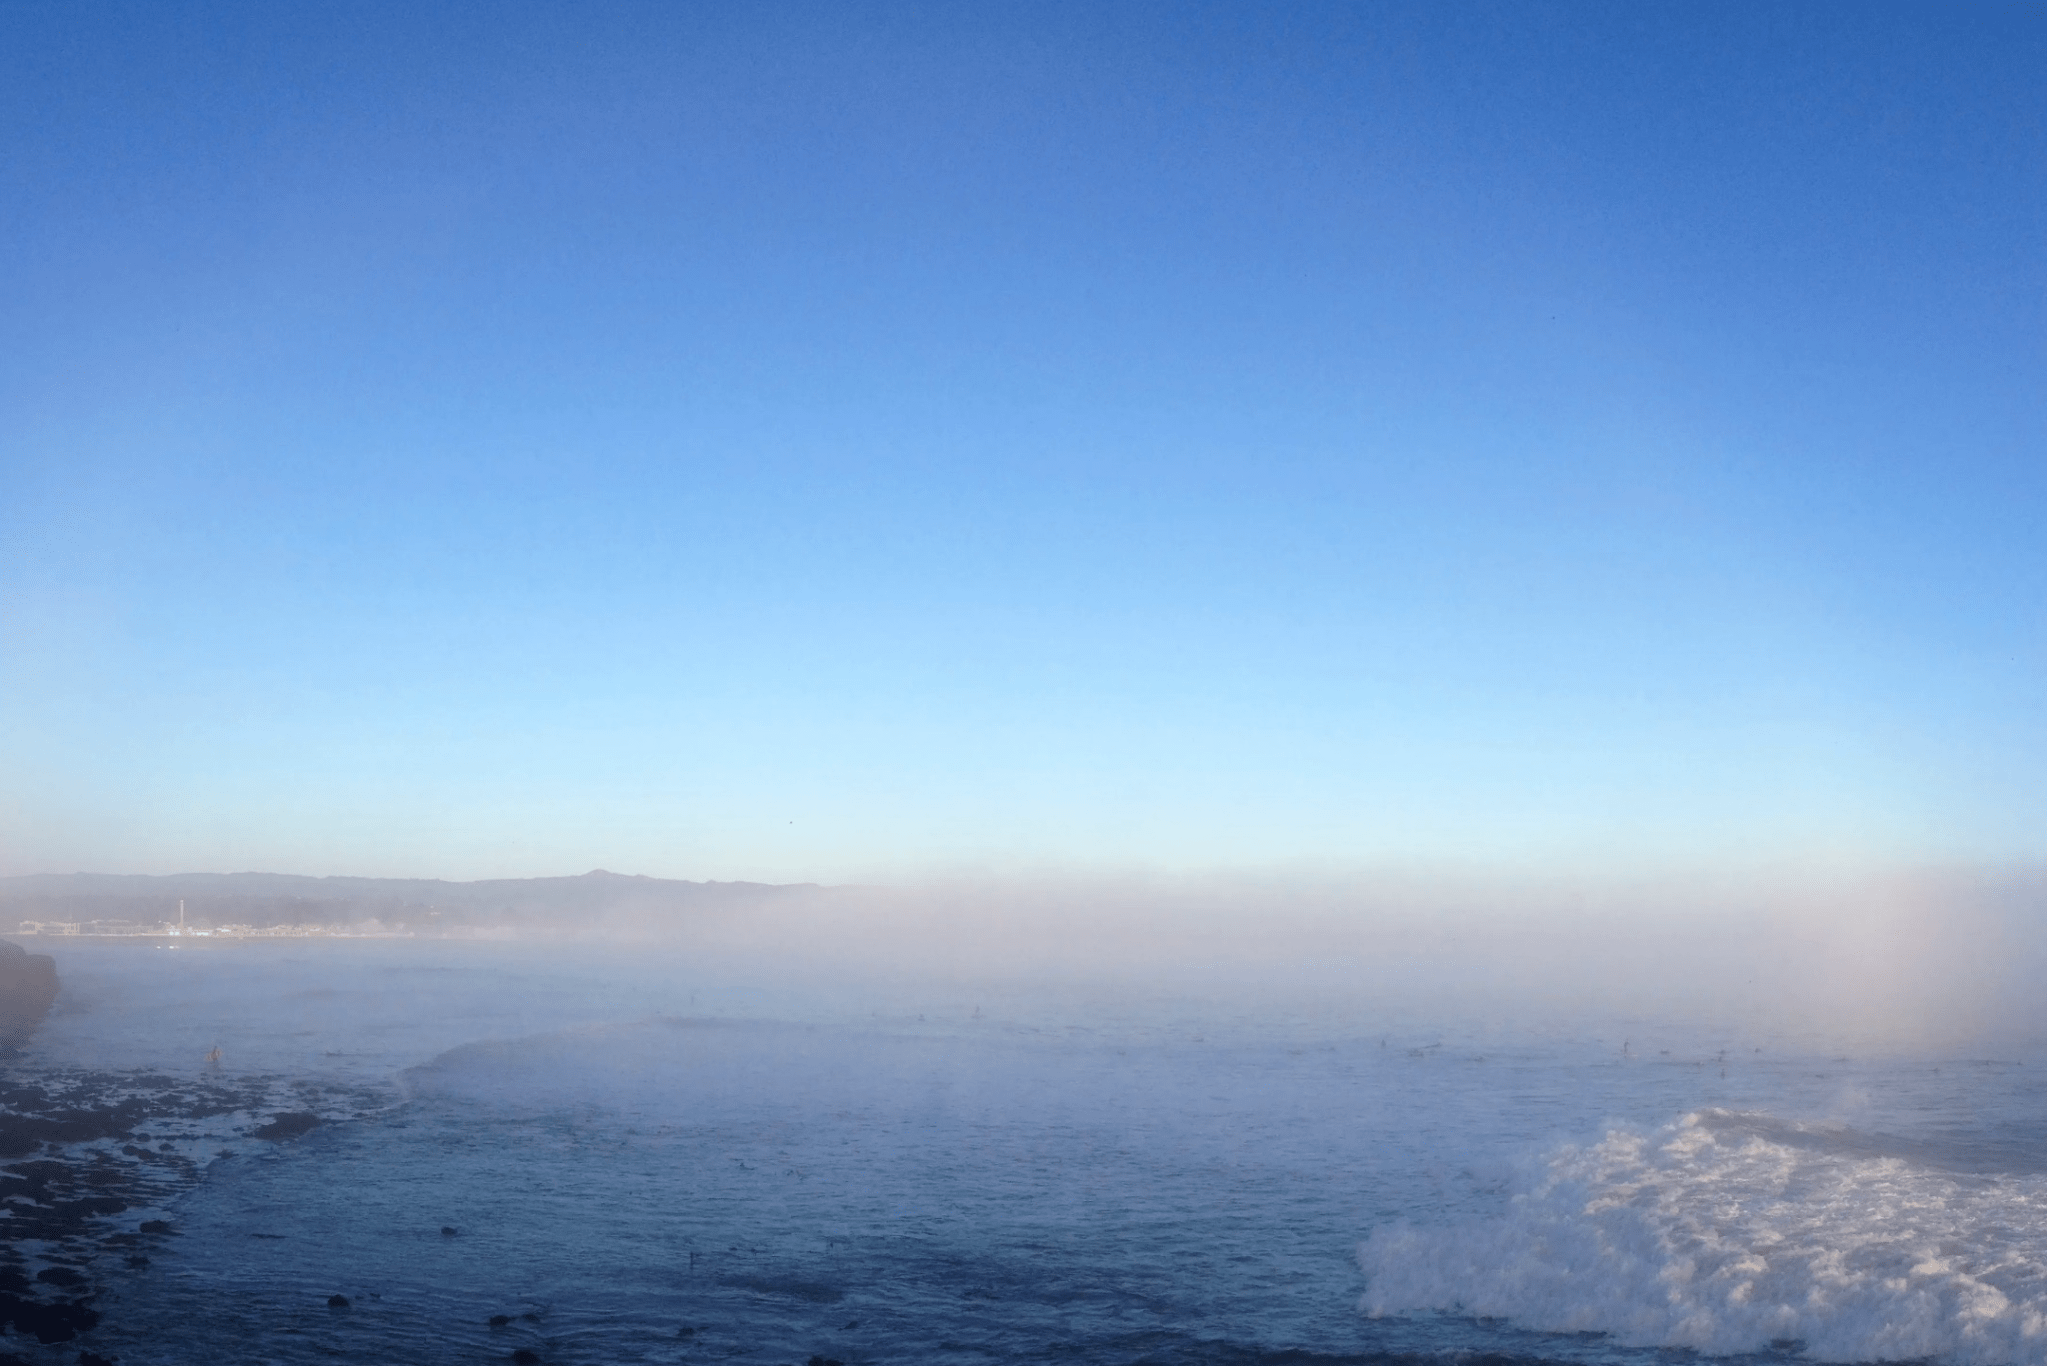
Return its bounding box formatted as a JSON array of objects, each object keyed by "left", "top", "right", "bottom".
[{"left": 10, "top": 861, "right": 2046, "bottom": 1054}]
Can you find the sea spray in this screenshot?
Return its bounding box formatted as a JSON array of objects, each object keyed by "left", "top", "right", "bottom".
[{"left": 1361, "top": 1108, "right": 2047, "bottom": 1363}]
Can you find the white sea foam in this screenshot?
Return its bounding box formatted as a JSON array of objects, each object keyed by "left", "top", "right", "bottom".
[{"left": 1361, "top": 1108, "right": 2047, "bottom": 1363}]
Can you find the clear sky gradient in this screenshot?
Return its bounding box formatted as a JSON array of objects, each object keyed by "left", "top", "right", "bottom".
[{"left": 4, "top": 1, "right": 2042, "bottom": 881}]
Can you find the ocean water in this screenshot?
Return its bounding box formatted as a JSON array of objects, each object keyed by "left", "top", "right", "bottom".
[{"left": 15, "top": 939, "right": 2047, "bottom": 1365}]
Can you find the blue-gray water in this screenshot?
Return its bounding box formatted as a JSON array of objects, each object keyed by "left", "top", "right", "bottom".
[{"left": 17, "top": 940, "right": 2047, "bottom": 1365}]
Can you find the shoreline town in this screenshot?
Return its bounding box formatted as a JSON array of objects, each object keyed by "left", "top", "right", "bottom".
[{"left": 16, "top": 902, "right": 413, "bottom": 941}]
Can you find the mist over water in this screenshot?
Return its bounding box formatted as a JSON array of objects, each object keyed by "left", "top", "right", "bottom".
[
  {"left": 660, "top": 867, "right": 2047, "bottom": 1053},
  {"left": 0, "top": 868, "right": 2035, "bottom": 1365}
]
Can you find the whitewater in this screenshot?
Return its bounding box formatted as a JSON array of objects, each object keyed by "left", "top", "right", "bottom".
[{"left": 12, "top": 936, "right": 2046, "bottom": 1365}]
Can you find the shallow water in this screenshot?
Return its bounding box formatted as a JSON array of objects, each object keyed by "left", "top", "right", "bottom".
[{"left": 13, "top": 940, "right": 2047, "bottom": 1365}]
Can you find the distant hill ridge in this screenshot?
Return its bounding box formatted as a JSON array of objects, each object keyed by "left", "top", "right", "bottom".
[{"left": 0, "top": 870, "right": 823, "bottom": 930}]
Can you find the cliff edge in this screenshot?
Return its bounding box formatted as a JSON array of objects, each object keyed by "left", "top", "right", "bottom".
[{"left": 0, "top": 941, "right": 58, "bottom": 1047}]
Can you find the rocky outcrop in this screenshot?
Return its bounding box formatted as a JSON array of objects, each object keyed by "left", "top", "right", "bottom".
[
  {"left": 251, "top": 1112, "right": 322, "bottom": 1140},
  {"left": 0, "top": 942, "right": 56, "bottom": 1048}
]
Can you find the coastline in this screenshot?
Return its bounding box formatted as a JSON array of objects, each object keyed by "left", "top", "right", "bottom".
[
  {"left": 0, "top": 937, "right": 389, "bottom": 1362},
  {"left": 0, "top": 1061, "right": 388, "bottom": 1361}
]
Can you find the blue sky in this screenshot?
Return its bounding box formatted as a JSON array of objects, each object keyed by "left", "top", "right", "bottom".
[{"left": 3, "top": 1, "right": 2042, "bottom": 881}]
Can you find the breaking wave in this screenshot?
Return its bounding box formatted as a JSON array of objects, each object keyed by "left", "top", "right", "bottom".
[{"left": 1360, "top": 1108, "right": 2047, "bottom": 1364}]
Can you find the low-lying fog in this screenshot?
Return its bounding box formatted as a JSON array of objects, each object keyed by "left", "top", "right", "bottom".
[
  {"left": 15, "top": 863, "right": 2046, "bottom": 1366},
  {"left": 33, "top": 863, "right": 2038, "bottom": 1060},
  {"left": 626, "top": 866, "right": 2047, "bottom": 1055}
]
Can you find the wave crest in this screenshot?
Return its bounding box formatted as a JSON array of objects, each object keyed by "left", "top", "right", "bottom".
[{"left": 1360, "top": 1109, "right": 2047, "bottom": 1363}]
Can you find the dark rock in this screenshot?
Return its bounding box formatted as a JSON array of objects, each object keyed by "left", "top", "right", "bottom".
[
  {"left": 0, "top": 1098, "right": 153, "bottom": 1159},
  {"left": 0, "top": 1067, "right": 387, "bottom": 1355},
  {"left": 440, "top": 1225, "right": 459, "bottom": 1236},
  {"left": 0, "top": 942, "right": 58, "bottom": 1048},
  {"left": 719, "top": 1274, "right": 842, "bottom": 1303},
  {"left": 0, "top": 1292, "right": 99, "bottom": 1343},
  {"left": 326, "top": 1294, "right": 350, "bottom": 1308},
  {"left": 251, "top": 1113, "right": 322, "bottom": 1141}
]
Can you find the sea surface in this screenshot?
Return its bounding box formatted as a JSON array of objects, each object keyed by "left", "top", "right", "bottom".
[{"left": 13, "top": 939, "right": 2047, "bottom": 1366}]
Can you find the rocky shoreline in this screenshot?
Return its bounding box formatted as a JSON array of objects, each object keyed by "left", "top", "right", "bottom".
[
  {"left": 0, "top": 940, "right": 386, "bottom": 1363},
  {"left": 0, "top": 1065, "right": 387, "bottom": 1364}
]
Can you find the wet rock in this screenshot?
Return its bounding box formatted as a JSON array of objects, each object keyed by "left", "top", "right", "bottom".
[
  {"left": 719, "top": 1274, "right": 842, "bottom": 1303},
  {"left": 0, "top": 1100, "right": 151, "bottom": 1159},
  {"left": 326, "top": 1294, "right": 350, "bottom": 1308},
  {"left": 0, "top": 1292, "right": 100, "bottom": 1343},
  {"left": 0, "top": 1068, "right": 385, "bottom": 1356},
  {"left": 0, "top": 942, "right": 58, "bottom": 1048},
  {"left": 251, "top": 1113, "right": 322, "bottom": 1141}
]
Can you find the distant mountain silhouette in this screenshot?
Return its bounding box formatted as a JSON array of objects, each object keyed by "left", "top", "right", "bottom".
[{"left": 0, "top": 870, "right": 825, "bottom": 933}]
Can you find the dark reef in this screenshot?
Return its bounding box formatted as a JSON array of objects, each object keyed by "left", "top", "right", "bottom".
[
  {"left": 0, "top": 939, "right": 395, "bottom": 1359},
  {"left": 0, "top": 1067, "right": 385, "bottom": 1354},
  {"left": 250, "top": 1112, "right": 322, "bottom": 1141}
]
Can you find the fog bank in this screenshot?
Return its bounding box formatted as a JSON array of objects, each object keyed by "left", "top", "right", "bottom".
[
  {"left": 661, "top": 866, "right": 2047, "bottom": 1052},
  {"left": 10, "top": 864, "right": 2041, "bottom": 1053}
]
